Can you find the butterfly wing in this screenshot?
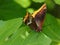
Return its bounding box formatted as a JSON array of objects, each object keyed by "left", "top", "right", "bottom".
[
  {"left": 23, "top": 3, "right": 47, "bottom": 32},
  {"left": 32, "top": 3, "right": 47, "bottom": 31}
]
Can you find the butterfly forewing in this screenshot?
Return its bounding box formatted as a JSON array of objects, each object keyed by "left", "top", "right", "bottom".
[
  {"left": 23, "top": 3, "right": 47, "bottom": 32},
  {"left": 32, "top": 3, "right": 47, "bottom": 31}
]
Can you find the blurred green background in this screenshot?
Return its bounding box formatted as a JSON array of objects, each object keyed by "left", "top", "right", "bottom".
[{"left": 0, "top": 0, "right": 60, "bottom": 45}]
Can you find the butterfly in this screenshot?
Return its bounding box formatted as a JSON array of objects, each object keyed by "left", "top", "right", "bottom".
[{"left": 23, "top": 3, "right": 47, "bottom": 32}]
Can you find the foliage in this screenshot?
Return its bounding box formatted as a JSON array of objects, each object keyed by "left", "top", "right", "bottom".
[{"left": 0, "top": 0, "right": 60, "bottom": 45}]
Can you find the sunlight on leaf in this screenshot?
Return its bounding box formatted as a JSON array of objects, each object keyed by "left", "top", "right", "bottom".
[
  {"left": 33, "top": 0, "right": 45, "bottom": 3},
  {"left": 25, "top": 31, "right": 29, "bottom": 37},
  {"left": 54, "top": 0, "right": 60, "bottom": 5},
  {"left": 14, "top": 0, "right": 31, "bottom": 8},
  {"left": 0, "top": 18, "right": 22, "bottom": 45},
  {"left": 27, "top": 8, "right": 34, "bottom": 14}
]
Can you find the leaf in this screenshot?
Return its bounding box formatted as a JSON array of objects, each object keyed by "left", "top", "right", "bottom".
[
  {"left": 0, "top": 0, "right": 26, "bottom": 20},
  {"left": 33, "top": 0, "right": 45, "bottom": 3},
  {"left": 57, "top": 19, "right": 60, "bottom": 25},
  {"left": 43, "top": 13, "right": 60, "bottom": 42},
  {"left": 14, "top": 0, "right": 31, "bottom": 8},
  {"left": 50, "top": 41, "right": 59, "bottom": 45},
  {"left": 0, "top": 0, "right": 60, "bottom": 45},
  {"left": 3, "top": 26, "right": 51, "bottom": 45},
  {"left": 54, "top": 0, "right": 60, "bottom": 5},
  {"left": 46, "top": 0, "right": 55, "bottom": 10},
  {"left": 0, "top": 18, "right": 22, "bottom": 45},
  {"left": 27, "top": 8, "right": 34, "bottom": 14},
  {"left": 0, "top": 18, "right": 52, "bottom": 45}
]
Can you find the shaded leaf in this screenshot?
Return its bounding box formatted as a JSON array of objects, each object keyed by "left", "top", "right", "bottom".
[
  {"left": 50, "top": 41, "right": 59, "bottom": 45},
  {"left": 46, "top": 0, "right": 55, "bottom": 10},
  {"left": 0, "top": 0, "right": 26, "bottom": 20}
]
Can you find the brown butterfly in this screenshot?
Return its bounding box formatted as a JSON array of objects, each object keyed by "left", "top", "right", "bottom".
[{"left": 23, "top": 3, "right": 47, "bottom": 32}]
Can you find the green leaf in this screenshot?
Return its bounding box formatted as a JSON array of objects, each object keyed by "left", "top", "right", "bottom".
[
  {"left": 54, "top": 0, "right": 60, "bottom": 5},
  {"left": 46, "top": 0, "right": 55, "bottom": 10},
  {"left": 50, "top": 41, "right": 59, "bottom": 45},
  {"left": 43, "top": 13, "right": 60, "bottom": 42},
  {"left": 0, "top": 0, "right": 60, "bottom": 45},
  {"left": 0, "top": 18, "right": 22, "bottom": 45},
  {"left": 27, "top": 8, "right": 34, "bottom": 14},
  {"left": 14, "top": 0, "right": 31, "bottom": 8},
  {"left": 57, "top": 19, "right": 60, "bottom": 25},
  {"left": 0, "top": 0, "right": 26, "bottom": 20},
  {"left": 5, "top": 27, "right": 52, "bottom": 45},
  {"left": 0, "top": 18, "right": 51, "bottom": 45},
  {"left": 33, "top": 0, "right": 45, "bottom": 3}
]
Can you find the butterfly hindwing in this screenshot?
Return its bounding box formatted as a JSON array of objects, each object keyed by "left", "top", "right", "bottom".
[{"left": 34, "top": 7, "right": 47, "bottom": 31}]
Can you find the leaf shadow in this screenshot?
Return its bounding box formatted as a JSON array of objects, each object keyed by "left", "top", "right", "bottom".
[
  {"left": 51, "top": 4, "right": 60, "bottom": 19},
  {"left": 47, "top": 3, "right": 60, "bottom": 19},
  {"left": 0, "top": 0, "right": 26, "bottom": 21}
]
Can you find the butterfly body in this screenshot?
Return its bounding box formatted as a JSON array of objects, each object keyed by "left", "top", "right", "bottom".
[{"left": 23, "top": 3, "right": 47, "bottom": 32}]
